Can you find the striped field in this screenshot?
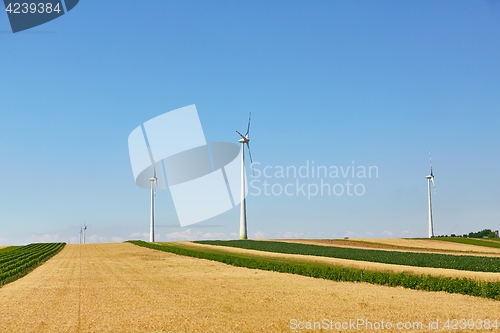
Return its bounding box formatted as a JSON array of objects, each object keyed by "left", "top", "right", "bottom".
[{"left": 1, "top": 242, "right": 500, "bottom": 332}]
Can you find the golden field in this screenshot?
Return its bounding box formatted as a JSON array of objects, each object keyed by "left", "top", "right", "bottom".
[
  {"left": 0, "top": 242, "right": 500, "bottom": 332},
  {"left": 357, "top": 238, "right": 500, "bottom": 254}
]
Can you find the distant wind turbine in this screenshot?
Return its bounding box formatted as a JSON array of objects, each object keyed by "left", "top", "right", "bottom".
[
  {"left": 83, "top": 223, "right": 88, "bottom": 244},
  {"left": 236, "top": 113, "right": 254, "bottom": 240},
  {"left": 149, "top": 155, "right": 158, "bottom": 242},
  {"left": 426, "top": 153, "right": 436, "bottom": 238}
]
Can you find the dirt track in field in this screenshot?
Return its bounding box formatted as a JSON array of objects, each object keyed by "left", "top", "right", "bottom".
[
  {"left": 181, "top": 242, "right": 500, "bottom": 282},
  {"left": 1, "top": 243, "right": 500, "bottom": 333},
  {"left": 276, "top": 239, "right": 500, "bottom": 257}
]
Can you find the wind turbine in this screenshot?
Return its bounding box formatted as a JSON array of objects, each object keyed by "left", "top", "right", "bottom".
[
  {"left": 149, "top": 158, "right": 158, "bottom": 242},
  {"left": 83, "top": 223, "right": 87, "bottom": 244},
  {"left": 79, "top": 226, "right": 83, "bottom": 244},
  {"left": 236, "top": 113, "right": 253, "bottom": 240},
  {"left": 426, "top": 153, "right": 436, "bottom": 238}
]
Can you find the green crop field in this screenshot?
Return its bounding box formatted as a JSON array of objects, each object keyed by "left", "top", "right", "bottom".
[
  {"left": 196, "top": 240, "right": 500, "bottom": 272},
  {"left": 432, "top": 238, "right": 500, "bottom": 248},
  {"left": 129, "top": 241, "right": 500, "bottom": 300},
  {"left": 0, "top": 243, "right": 65, "bottom": 287},
  {"left": 0, "top": 246, "right": 20, "bottom": 255}
]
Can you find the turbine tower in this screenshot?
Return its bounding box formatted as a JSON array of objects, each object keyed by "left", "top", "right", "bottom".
[
  {"left": 149, "top": 159, "right": 158, "bottom": 242},
  {"left": 236, "top": 113, "right": 253, "bottom": 240},
  {"left": 426, "top": 153, "right": 436, "bottom": 238},
  {"left": 79, "top": 226, "right": 83, "bottom": 244}
]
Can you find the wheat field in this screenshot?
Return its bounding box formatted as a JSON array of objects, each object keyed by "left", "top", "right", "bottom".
[
  {"left": 0, "top": 242, "right": 499, "bottom": 332},
  {"left": 358, "top": 238, "right": 500, "bottom": 254}
]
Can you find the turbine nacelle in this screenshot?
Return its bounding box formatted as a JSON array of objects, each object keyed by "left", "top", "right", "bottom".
[
  {"left": 236, "top": 130, "right": 250, "bottom": 144},
  {"left": 236, "top": 113, "right": 254, "bottom": 171},
  {"left": 150, "top": 161, "right": 158, "bottom": 183}
]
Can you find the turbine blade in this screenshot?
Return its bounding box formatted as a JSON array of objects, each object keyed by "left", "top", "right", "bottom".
[
  {"left": 429, "top": 151, "right": 433, "bottom": 174},
  {"left": 245, "top": 112, "right": 251, "bottom": 137},
  {"left": 246, "top": 142, "right": 255, "bottom": 176},
  {"left": 429, "top": 152, "right": 435, "bottom": 188},
  {"left": 236, "top": 130, "right": 246, "bottom": 139}
]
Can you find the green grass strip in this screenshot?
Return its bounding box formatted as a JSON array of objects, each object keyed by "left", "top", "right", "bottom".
[
  {"left": 195, "top": 240, "right": 500, "bottom": 273},
  {"left": 431, "top": 237, "right": 500, "bottom": 249},
  {"left": 129, "top": 240, "right": 500, "bottom": 301}
]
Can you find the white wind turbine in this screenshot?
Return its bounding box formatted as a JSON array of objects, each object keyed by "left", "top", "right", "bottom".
[
  {"left": 149, "top": 156, "right": 158, "bottom": 243},
  {"left": 83, "top": 223, "right": 87, "bottom": 244},
  {"left": 79, "top": 226, "right": 83, "bottom": 244},
  {"left": 426, "top": 153, "right": 436, "bottom": 238},
  {"left": 236, "top": 113, "right": 253, "bottom": 240}
]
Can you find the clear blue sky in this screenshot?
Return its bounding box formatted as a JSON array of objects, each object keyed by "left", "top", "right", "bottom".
[{"left": 1, "top": 1, "right": 499, "bottom": 245}]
